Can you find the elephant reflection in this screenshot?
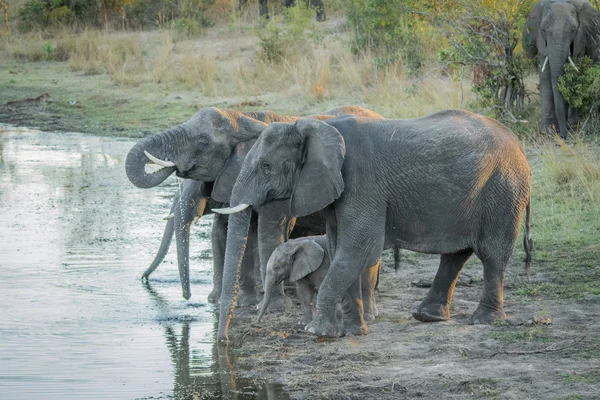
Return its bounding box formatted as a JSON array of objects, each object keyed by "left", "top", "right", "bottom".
[{"left": 143, "top": 281, "right": 288, "bottom": 400}]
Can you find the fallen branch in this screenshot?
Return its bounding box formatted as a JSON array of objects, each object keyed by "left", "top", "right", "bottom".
[{"left": 490, "top": 335, "right": 587, "bottom": 357}]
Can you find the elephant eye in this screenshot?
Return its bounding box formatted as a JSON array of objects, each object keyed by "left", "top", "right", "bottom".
[{"left": 261, "top": 161, "right": 272, "bottom": 174}]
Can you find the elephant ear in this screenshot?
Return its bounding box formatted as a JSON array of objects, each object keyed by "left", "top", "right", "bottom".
[
  {"left": 522, "top": 0, "right": 544, "bottom": 58},
  {"left": 289, "top": 239, "right": 326, "bottom": 282},
  {"left": 574, "top": 0, "right": 600, "bottom": 59},
  {"left": 212, "top": 138, "right": 258, "bottom": 203},
  {"left": 289, "top": 119, "right": 345, "bottom": 217}
]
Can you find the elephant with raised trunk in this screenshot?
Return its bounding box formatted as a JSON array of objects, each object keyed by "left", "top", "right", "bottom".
[
  {"left": 125, "top": 106, "right": 384, "bottom": 306},
  {"left": 523, "top": 0, "right": 600, "bottom": 139},
  {"left": 215, "top": 110, "right": 533, "bottom": 339}
]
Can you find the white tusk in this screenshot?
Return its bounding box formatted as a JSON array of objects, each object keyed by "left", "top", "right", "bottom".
[
  {"left": 212, "top": 203, "right": 250, "bottom": 214},
  {"left": 568, "top": 56, "right": 579, "bottom": 72},
  {"left": 163, "top": 213, "right": 174, "bottom": 220},
  {"left": 144, "top": 151, "right": 176, "bottom": 168},
  {"left": 541, "top": 56, "right": 548, "bottom": 72}
]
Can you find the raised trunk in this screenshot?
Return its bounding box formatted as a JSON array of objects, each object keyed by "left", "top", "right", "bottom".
[
  {"left": 125, "top": 131, "right": 178, "bottom": 188},
  {"left": 217, "top": 208, "right": 252, "bottom": 341}
]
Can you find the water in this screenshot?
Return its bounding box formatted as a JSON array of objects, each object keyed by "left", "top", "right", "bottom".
[{"left": 0, "top": 126, "right": 288, "bottom": 400}]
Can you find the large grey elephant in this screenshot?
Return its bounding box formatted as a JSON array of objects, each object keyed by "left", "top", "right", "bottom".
[
  {"left": 215, "top": 110, "right": 533, "bottom": 339},
  {"left": 125, "top": 106, "right": 384, "bottom": 308},
  {"left": 523, "top": 0, "right": 600, "bottom": 139}
]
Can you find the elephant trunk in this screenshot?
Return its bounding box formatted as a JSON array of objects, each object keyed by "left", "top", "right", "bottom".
[
  {"left": 125, "top": 130, "right": 180, "bottom": 188},
  {"left": 175, "top": 183, "right": 208, "bottom": 300},
  {"left": 256, "top": 279, "right": 274, "bottom": 322},
  {"left": 217, "top": 207, "right": 252, "bottom": 341},
  {"left": 142, "top": 214, "right": 174, "bottom": 279},
  {"left": 548, "top": 39, "right": 571, "bottom": 139},
  {"left": 175, "top": 211, "right": 192, "bottom": 300}
]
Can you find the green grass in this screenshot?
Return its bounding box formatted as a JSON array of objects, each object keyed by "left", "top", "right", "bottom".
[
  {"left": 489, "top": 325, "right": 551, "bottom": 343},
  {"left": 558, "top": 369, "right": 600, "bottom": 384}
]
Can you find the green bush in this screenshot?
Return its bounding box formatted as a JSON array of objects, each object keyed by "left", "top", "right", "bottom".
[
  {"left": 559, "top": 57, "right": 600, "bottom": 117},
  {"left": 342, "top": 0, "right": 423, "bottom": 73},
  {"left": 256, "top": 3, "right": 318, "bottom": 63}
]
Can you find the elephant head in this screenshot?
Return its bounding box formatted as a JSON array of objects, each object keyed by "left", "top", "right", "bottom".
[
  {"left": 256, "top": 238, "right": 325, "bottom": 322},
  {"left": 125, "top": 107, "right": 269, "bottom": 201},
  {"left": 214, "top": 118, "right": 346, "bottom": 341},
  {"left": 523, "top": 0, "right": 600, "bottom": 138}
]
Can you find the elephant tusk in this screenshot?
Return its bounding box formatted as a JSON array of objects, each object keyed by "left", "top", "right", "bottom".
[
  {"left": 163, "top": 213, "right": 174, "bottom": 220},
  {"left": 541, "top": 56, "right": 548, "bottom": 72},
  {"left": 212, "top": 203, "right": 250, "bottom": 214},
  {"left": 144, "top": 151, "right": 176, "bottom": 168},
  {"left": 568, "top": 56, "right": 579, "bottom": 72}
]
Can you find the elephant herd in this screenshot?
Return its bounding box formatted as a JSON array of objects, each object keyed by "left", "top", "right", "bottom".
[{"left": 125, "top": 0, "right": 599, "bottom": 341}]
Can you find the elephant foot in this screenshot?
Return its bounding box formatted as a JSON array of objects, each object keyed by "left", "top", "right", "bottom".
[
  {"left": 342, "top": 314, "right": 368, "bottom": 336},
  {"left": 412, "top": 301, "right": 450, "bottom": 323},
  {"left": 298, "top": 313, "right": 313, "bottom": 326},
  {"left": 305, "top": 314, "right": 342, "bottom": 337},
  {"left": 237, "top": 288, "right": 259, "bottom": 307},
  {"left": 468, "top": 306, "right": 506, "bottom": 325},
  {"left": 208, "top": 289, "right": 221, "bottom": 304}
]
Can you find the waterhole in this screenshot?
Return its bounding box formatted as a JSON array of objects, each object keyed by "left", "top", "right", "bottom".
[{"left": 0, "top": 125, "right": 289, "bottom": 400}]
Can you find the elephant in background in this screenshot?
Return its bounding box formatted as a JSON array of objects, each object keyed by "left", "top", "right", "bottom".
[
  {"left": 215, "top": 110, "right": 533, "bottom": 339},
  {"left": 523, "top": 0, "right": 600, "bottom": 139},
  {"left": 126, "top": 106, "right": 383, "bottom": 307},
  {"left": 239, "top": 0, "right": 326, "bottom": 21}
]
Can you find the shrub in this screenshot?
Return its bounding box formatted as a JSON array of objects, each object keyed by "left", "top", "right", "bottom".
[
  {"left": 342, "top": 0, "right": 423, "bottom": 74},
  {"left": 256, "top": 3, "right": 318, "bottom": 63},
  {"left": 558, "top": 56, "right": 600, "bottom": 131}
]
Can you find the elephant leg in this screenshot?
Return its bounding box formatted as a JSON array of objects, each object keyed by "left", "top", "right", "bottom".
[
  {"left": 306, "top": 214, "right": 385, "bottom": 337},
  {"left": 468, "top": 255, "right": 508, "bottom": 324},
  {"left": 567, "top": 105, "right": 579, "bottom": 130},
  {"left": 296, "top": 281, "right": 314, "bottom": 326},
  {"left": 341, "top": 277, "right": 368, "bottom": 336},
  {"left": 237, "top": 212, "right": 260, "bottom": 306},
  {"left": 362, "top": 258, "right": 380, "bottom": 322},
  {"left": 413, "top": 250, "right": 473, "bottom": 322},
  {"left": 539, "top": 69, "right": 556, "bottom": 134},
  {"left": 208, "top": 214, "right": 227, "bottom": 304}
]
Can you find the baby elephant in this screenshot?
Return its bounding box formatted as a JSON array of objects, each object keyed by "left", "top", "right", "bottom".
[
  {"left": 257, "top": 235, "right": 381, "bottom": 326},
  {"left": 257, "top": 235, "right": 331, "bottom": 325}
]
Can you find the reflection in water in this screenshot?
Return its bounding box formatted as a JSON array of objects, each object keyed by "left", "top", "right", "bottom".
[
  {"left": 0, "top": 126, "right": 288, "bottom": 400},
  {"left": 143, "top": 282, "right": 289, "bottom": 400}
]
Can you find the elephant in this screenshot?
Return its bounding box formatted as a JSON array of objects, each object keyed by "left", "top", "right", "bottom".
[
  {"left": 125, "top": 106, "right": 384, "bottom": 308},
  {"left": 214, "top": 110, "right": 533, "bottom": 339},
  {"left": 523, "top": 0, "right": 600, "bottom": 139},
  {"left": 239, "top": 0, "right": 326, "bottom": 21},
  {"left": 257, "top": 235, "right": 382, "bottom": 326}
]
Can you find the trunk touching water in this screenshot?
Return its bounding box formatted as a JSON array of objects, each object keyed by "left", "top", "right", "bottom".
[
  {"left": 125, "top": 132, "right": 178, "bottom": 189},
  {"left": 217, "top": 208, "right": 252, "bottom": 341},
  {"left": 142, "top": 215, "right": 175, "bottom": 279}
]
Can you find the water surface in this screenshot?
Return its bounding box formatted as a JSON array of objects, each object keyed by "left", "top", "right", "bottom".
[{"left": 0, "top": 125, "right": 288, "bottom": 399}]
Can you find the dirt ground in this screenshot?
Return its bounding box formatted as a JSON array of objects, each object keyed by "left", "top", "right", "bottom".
[{"left": 225, "top": 250, "right": 600, "bottom": 400}]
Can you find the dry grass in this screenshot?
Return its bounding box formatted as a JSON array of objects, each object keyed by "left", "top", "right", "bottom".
[{"left": 0, "top": 11, "right": 471, "bottom": 118}]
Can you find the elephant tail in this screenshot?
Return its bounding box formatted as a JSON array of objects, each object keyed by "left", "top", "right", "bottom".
[{"left": 523, "top": 198, "right": 533, "bottom": 281}]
